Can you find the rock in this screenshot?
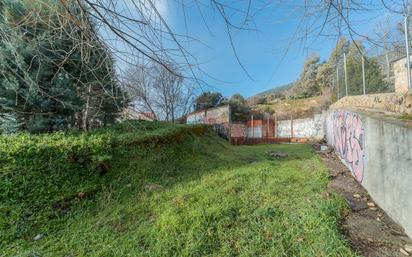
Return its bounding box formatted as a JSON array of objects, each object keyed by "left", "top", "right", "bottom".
[
  {"left": 144, "top": 183, "right": 163, "bottom": 191},
  {"left": 401, "top": 248, "right": 410, "bottom": 256},
  {"left": 320, "top": 145, "right": 329, "bottom": 152},
  {"left": 353, "top": 193, "right": 361, "bottom": 199},
  {"left": 33, "top": 234, "right": 44, "bottom": 241},
  {"left": 367, "top": 202, "right": 375, "bottom": 207},
  {"left": 369, "top": 207, "right": 378, "bottom": 211},
  {"left": 376, "top": 217, "right": 381, "bottom": 222},
  {"left": 126, "top": 184, "right": 132, "bottom": 188},
  {"left": 367, "top": 237, "right": 374, "bottom": 243},
  {"left": 405, "top": 245, "right": 412, "bottom": 253},
  {"left": 266, "top": 151, "right": 288, "bottom": 158}
]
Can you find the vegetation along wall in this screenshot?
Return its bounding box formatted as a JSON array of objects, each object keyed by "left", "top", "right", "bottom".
[{"left": 326, "top": 110, "right": 412, "bottom": 238}]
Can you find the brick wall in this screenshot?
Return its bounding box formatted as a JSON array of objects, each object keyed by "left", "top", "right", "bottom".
[{"left": 230, "top": 123, "right": 246, "bottom": 138}]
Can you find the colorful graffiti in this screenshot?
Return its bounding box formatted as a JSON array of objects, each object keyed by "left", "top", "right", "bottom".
[{"left": 327, "top": 111, "right": 366, "bottom": 183}]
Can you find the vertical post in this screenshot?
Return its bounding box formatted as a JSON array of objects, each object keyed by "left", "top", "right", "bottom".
[
  {"left": 290, "top": 114, "right": 293, "bottom": 138},
  {"left": 362, "top": 55, "right": 366, "bottom": 95},
  {"left": 267, "top": 115, "right": 269, "bottom": 138},
  {"left": 251, "top": 115, "right": 254, "bottom": 138},
  {"left": 404, "top": 16, "right": 411, "bottom": 92},
  {"left": 385, "top": 52, "right": 390, "bottom": 82},
  {"left": 204, "top": 109, "right": 207, "bottom": 123},
  {"left": 228, "top": 104, "right": 232, "bottom": 142},
  {"left": 336, "top": 66, "right": 340, "bottom": 100},
  {"left": 344, "top": 52, "right": 348, "bottom": 96},
  {"left": 274, "top": 112, "right": 277, "bottom": 138}
]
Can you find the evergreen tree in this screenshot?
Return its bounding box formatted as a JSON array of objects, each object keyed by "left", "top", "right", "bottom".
[
  {"left": 0, "top": 0, "right": 127, "bottom": 133},
  {"left": 293, "top": 54, "right": 321, "bottom": 97},
  {"left": 345, "top": 42, "right": 389, "bottom": 95},
  {"left": 194, "top": 92, "right": 225, "bottom": 111}
]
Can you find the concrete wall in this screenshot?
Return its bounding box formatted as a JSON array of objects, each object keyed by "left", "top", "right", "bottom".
[
  {"left": 277, "top": 120, "right": 292, "bottom": 138},
  {"left": 247, "top": 126, "right": 262, "bottom": 138},
  {"left": 326, "top": 110, "right": 412, "bottom": 238},
  {"left": 187, "top": 105, "right": 230, "bottom": 124},
  {"left": 187, "top": 105, "right": 231, "bottom": 138},
  {"left": 277, "top": 113, "right": 326, "bottom": 139}
]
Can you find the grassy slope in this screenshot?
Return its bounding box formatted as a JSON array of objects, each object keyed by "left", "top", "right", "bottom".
[
  {"left": 2, "top": 123, "right": 357, "bottom": 256},
  {"left": 253, "top": 96, "right": 323, "bottom": 118}
]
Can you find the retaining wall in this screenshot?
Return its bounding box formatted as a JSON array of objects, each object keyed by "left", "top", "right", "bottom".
[
  {"left": 277, "top": 113, "right": 326, "bottom": 139},
  {"left": 331, "top": 93, "right": 412, "bottom": 114},
  {"left": 326, "top": 109, "right": 412, "bottom": 238}
]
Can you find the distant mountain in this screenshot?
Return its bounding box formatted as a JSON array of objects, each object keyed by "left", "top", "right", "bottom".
[{"left": 254, "top": 82, "right": 295, "bottom": 98}]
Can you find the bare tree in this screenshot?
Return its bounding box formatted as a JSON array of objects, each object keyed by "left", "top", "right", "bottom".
[
  {"left": 4, "top": 0, "right": 411, "bottom": 133},
  {"left": 124, "top": 62, "right": 193, "bottom": 122}
]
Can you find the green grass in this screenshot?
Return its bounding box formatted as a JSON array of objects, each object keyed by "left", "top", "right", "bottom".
[
  {"left": 1, "top": 124, "right": 357, "bottom": 256},
  {"left": 399, "top": 113, "right": 412, "bottom": 120}
]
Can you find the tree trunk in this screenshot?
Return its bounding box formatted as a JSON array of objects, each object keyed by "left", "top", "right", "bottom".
[{"left": 82, "top": 84, "right": 92, "bottom": 131}]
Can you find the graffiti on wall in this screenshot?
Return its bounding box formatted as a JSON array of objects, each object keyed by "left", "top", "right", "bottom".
[
  {"left": 186, "top": 105, "right": 229, "bottom": 125},
  {"left": 327, "top": 111, "right": 366, "bottom": 182},
  {"left": 186, "top": 111, "right": 205, "bottom": 124},
  {"left": 205, "top": 106, "right": 230, "bottom": 124},
  {"left": 186, "top": 105, "right": 230, "bottom": 138}
]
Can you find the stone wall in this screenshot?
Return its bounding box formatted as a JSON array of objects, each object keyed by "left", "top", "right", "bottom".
[
  {"left": 326, "top": 109, "right": 412, "bottom": 238},
  {"left": 331, "top": 93, "right": 412, "bottom": 115},
  {"left": 393, "top": 56, "right": 411, "bottom": 94}
]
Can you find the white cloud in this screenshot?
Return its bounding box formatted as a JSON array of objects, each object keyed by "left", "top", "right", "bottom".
[
  {"left": 152, "top": 0, "right": 168, "bottom": 18},
  {"left": 119, "top": 0, "right": 170, "bottom": 21}
]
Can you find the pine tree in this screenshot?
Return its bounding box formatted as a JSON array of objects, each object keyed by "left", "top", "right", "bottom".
[
  {"left": 0, "top": 0, "right": 127, "bottom": 133},
  {"left": 293, "top": 54, "right": 321, "bottom": 98},
  {"left": 345, "top": 41, "right": 389, "bottom": 95}
]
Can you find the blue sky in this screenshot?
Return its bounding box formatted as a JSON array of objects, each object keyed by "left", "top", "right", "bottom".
[
  {"left": 167, "top": 2, "right": 327, "bottom": 97},
  {"left": 168, "top": 1, "right": 407, "bottom": 98},
  {"left": 107, "top": 1, "right": 401, "bottom": 98}
]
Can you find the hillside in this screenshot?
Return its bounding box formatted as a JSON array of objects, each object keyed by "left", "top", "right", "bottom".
[
  {"left": 252, "top": 95, "right": 326, "bottom": 119},
  {"left": 255, "top": 82, "right": 295, "bottom": 98},
  {"left": 248, "top": 78, "right": 331, "bottom": 118},
  {"left": 1, "top": 122, "right": 356, "bottom": 256}
]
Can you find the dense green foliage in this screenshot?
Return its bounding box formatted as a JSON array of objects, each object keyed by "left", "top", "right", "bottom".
[
  {"left": 292, "top": 55, "right": 322, "bottom": 98},
  {"left": 0, "top": 0, "right": 127, "bottom": 133},
  {"left": 194, "top": 91, "right": 225, "bottom": 111},
  {"left": 1, "top": 122, "right": 357, "bottom": 256},
  {"left": 293, "top": 39, "right": 389, "bottom": 98},
  {"left": 343, "top": 42, "right": 389, "bottom": 95},
  {"left": 228, "top": 93, "right": 250, "bottom": 122}
]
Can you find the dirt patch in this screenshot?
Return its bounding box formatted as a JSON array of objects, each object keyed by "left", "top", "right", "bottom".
[{"left": 319, "top": 152, "right": 412, "bottom": 257}]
